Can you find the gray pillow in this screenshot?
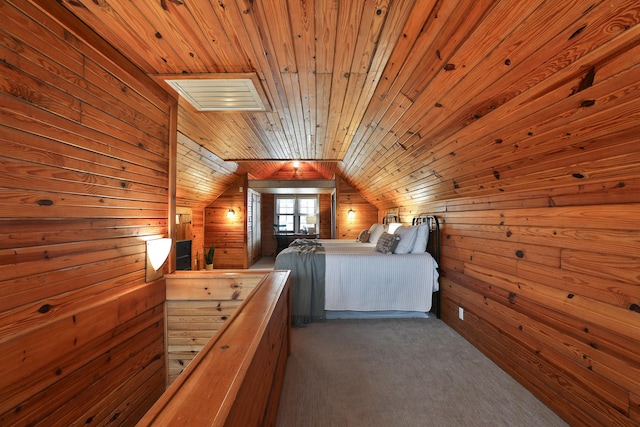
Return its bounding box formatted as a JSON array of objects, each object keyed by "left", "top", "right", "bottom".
[
  {"left": 357, "top": 229, "right": 370, "bottom": 243},
  {"left": 375, "top": 232, "right": 400, "bottom": 254}
]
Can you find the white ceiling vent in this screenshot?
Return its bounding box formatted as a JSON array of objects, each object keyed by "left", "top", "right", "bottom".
[{"left": 162, "top": 74, "right": 269, "bottom": 111}]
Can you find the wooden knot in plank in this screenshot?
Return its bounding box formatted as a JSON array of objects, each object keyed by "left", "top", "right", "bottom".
[{"left": 569, "top": 25, "right": 587, "bottom": 40}]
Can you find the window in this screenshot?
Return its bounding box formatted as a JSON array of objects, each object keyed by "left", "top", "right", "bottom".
[{"left": 275, "top": 196, "right": 318, "bottom": 234}]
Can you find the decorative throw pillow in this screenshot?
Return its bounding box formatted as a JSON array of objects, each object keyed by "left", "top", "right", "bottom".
[
  {"left": 411, "top": 223, "right": 430, "bottom": 253},
  {"left": 357, "top": 229, "right": 370, "bottom": 243},
  {"left": 393, "top": 226, "right": 418, "bottom": 254},
  {"left": 375, "top": 232, "right": 400, "bottom": 254},
  {"left": 368, "top": 223, "right": 386, "bottom": 244}
]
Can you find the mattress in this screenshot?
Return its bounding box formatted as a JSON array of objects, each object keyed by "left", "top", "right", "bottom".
[{"left": 323, "top": 243, "right": 439, "bottom": 312}]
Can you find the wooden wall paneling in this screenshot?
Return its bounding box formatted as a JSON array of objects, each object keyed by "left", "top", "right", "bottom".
[
  {"left": 439, "top": 296, "right": 598, "bottom": 427},
  {"left": 168, "top": 98, "right": 178, "bottom": 273},
  {"left": 631, "top": 392, "right": 640, "bottom": 424},
  {"left": 0, "top": 295, "right": 165, "bottom": 425},
  {"left": 0, "top": 1, "right": 172, "bottom": 424},
  {"left": 16, "top": 325, "right": 164, "bottom": 426},
  {"left": 412, "top": 192, "right": 640, "bottom": 426},
  {"left": 444, "top": 260, "right": 638, "bottom": 390},
  {"left": 175, "top": 132, "right": 239, "bottom": 209},
  {"left": 335, "top": 176, "right": 378, "bottom": 240},
  {"left": 451, "top": 260, "right": 639, "bottom": 397},
  {"left": 319, "top": 193, "right": 332, "bottom": 239},
  {"left": 6, "top": 1, "right": 640, "bottom": 425},
  {"left": 189, "top": 207, "right": 205, "bottom": 271},
  {"left": 34, "top": 0, "right": 639, "bottom": 214},
  {"left": 265, "top": 161, "right": 327, "bottom": 180},
  {"left": 0, "top": 279, "right": 165, "bottom": 400},
  {"left": 5, "top": 0, "right": 172, "bottom": 110},
  {"left": 0, "top": 307, "right": 164, "bottom": 425},
  {"left": 204, "top": 175, "right": 248, "bottom": 269},
  {"left": 175, "top": 207, "right": 193, "bottom": 242},
  {"left": 261, "top": 193, "right": 277, "bottom": 257},
  {"left": 441, "top": 276, "right": 634, "bottom": 426},
  {"left": 450, "top": 276, "right": 628, "bottom": 414}
]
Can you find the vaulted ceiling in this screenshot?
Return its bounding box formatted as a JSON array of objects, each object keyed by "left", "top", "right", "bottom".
[{"left": 51, "top": 0, "right": 640, "bottom": 210}]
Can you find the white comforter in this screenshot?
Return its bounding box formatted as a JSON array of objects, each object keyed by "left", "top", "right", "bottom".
[{"left": 319, "top": 240, "right": 439, "bottom": 312}]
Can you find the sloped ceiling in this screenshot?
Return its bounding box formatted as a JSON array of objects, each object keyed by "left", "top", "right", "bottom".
[{"left": 45, "top": 0, "right": 640, "bottom": 210}]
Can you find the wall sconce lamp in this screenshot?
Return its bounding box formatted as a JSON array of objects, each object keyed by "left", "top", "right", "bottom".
[
  {"left": 227, "top": 209, "right": 236, "bottom": 219},
  {"left": 146, "top": 237, "right": 172, "bottom": 282},
  {"left": 293, "top": 161, "right": 300, "bottom": 171},
  {"left": 347, "top": 209, "right": 355, "bottom": 220}
]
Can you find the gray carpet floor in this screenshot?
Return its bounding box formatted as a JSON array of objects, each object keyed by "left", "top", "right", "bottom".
[{"left": 275, "top": 317, "right": 568, "bottom": 427}]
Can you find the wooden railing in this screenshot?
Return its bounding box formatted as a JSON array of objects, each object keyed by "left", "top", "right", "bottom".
[
  {"left": 137, "top": 270, "right": 291, "bottom": 426},
  {"left": 163, "top": 270, "right": 269, "bottom": 384}
]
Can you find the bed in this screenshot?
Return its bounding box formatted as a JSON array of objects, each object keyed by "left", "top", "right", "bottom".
[{"left": 274, "top": 215, "right": 441, "bottom": 325}]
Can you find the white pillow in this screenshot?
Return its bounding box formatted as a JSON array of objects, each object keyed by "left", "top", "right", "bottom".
[
  {"left": 387, "top": 222, "right": 402, "bottom": 234},
  {"left": 411, "top": 223, "right": 430, "bottom": 253},
  {"left": 393, "top": 226, "right": 418, "bottom": 254},
  {"left": 368, "top": 223, "right": 386, "bottom": 244}
]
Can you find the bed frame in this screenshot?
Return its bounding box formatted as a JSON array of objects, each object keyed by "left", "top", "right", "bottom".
[{"left": 412, "top": 215, "right": 441, "bottom": 318}]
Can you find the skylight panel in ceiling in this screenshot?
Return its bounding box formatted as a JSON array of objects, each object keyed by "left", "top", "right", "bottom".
[{"left": 164, "top": 78, "right": 267, "bottom": 111}]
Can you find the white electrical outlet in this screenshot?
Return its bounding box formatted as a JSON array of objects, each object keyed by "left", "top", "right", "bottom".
[{"left": 458, "top": 307, "right": 464, "bottom": 320}]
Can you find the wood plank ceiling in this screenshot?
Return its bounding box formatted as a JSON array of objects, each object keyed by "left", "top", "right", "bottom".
[{"left": 54, "top": 0, "right": 640, "bottom": 209}]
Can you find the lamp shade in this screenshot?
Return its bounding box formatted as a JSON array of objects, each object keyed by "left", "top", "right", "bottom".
[
  {"left": 306, "top": 215, "right": 317, "bottom": 224},
  {"left": 147, "top": 238, "right": 172, "bottom": 270}
]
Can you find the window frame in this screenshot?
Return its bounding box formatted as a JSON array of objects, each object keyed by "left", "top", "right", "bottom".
[{"left": 274, "top": 195, "right": 319, "bottom": 234}]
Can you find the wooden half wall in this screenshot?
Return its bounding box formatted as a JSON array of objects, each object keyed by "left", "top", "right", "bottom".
[{"left": 0, "top": 1, "right": 173, "bottom": 424}]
